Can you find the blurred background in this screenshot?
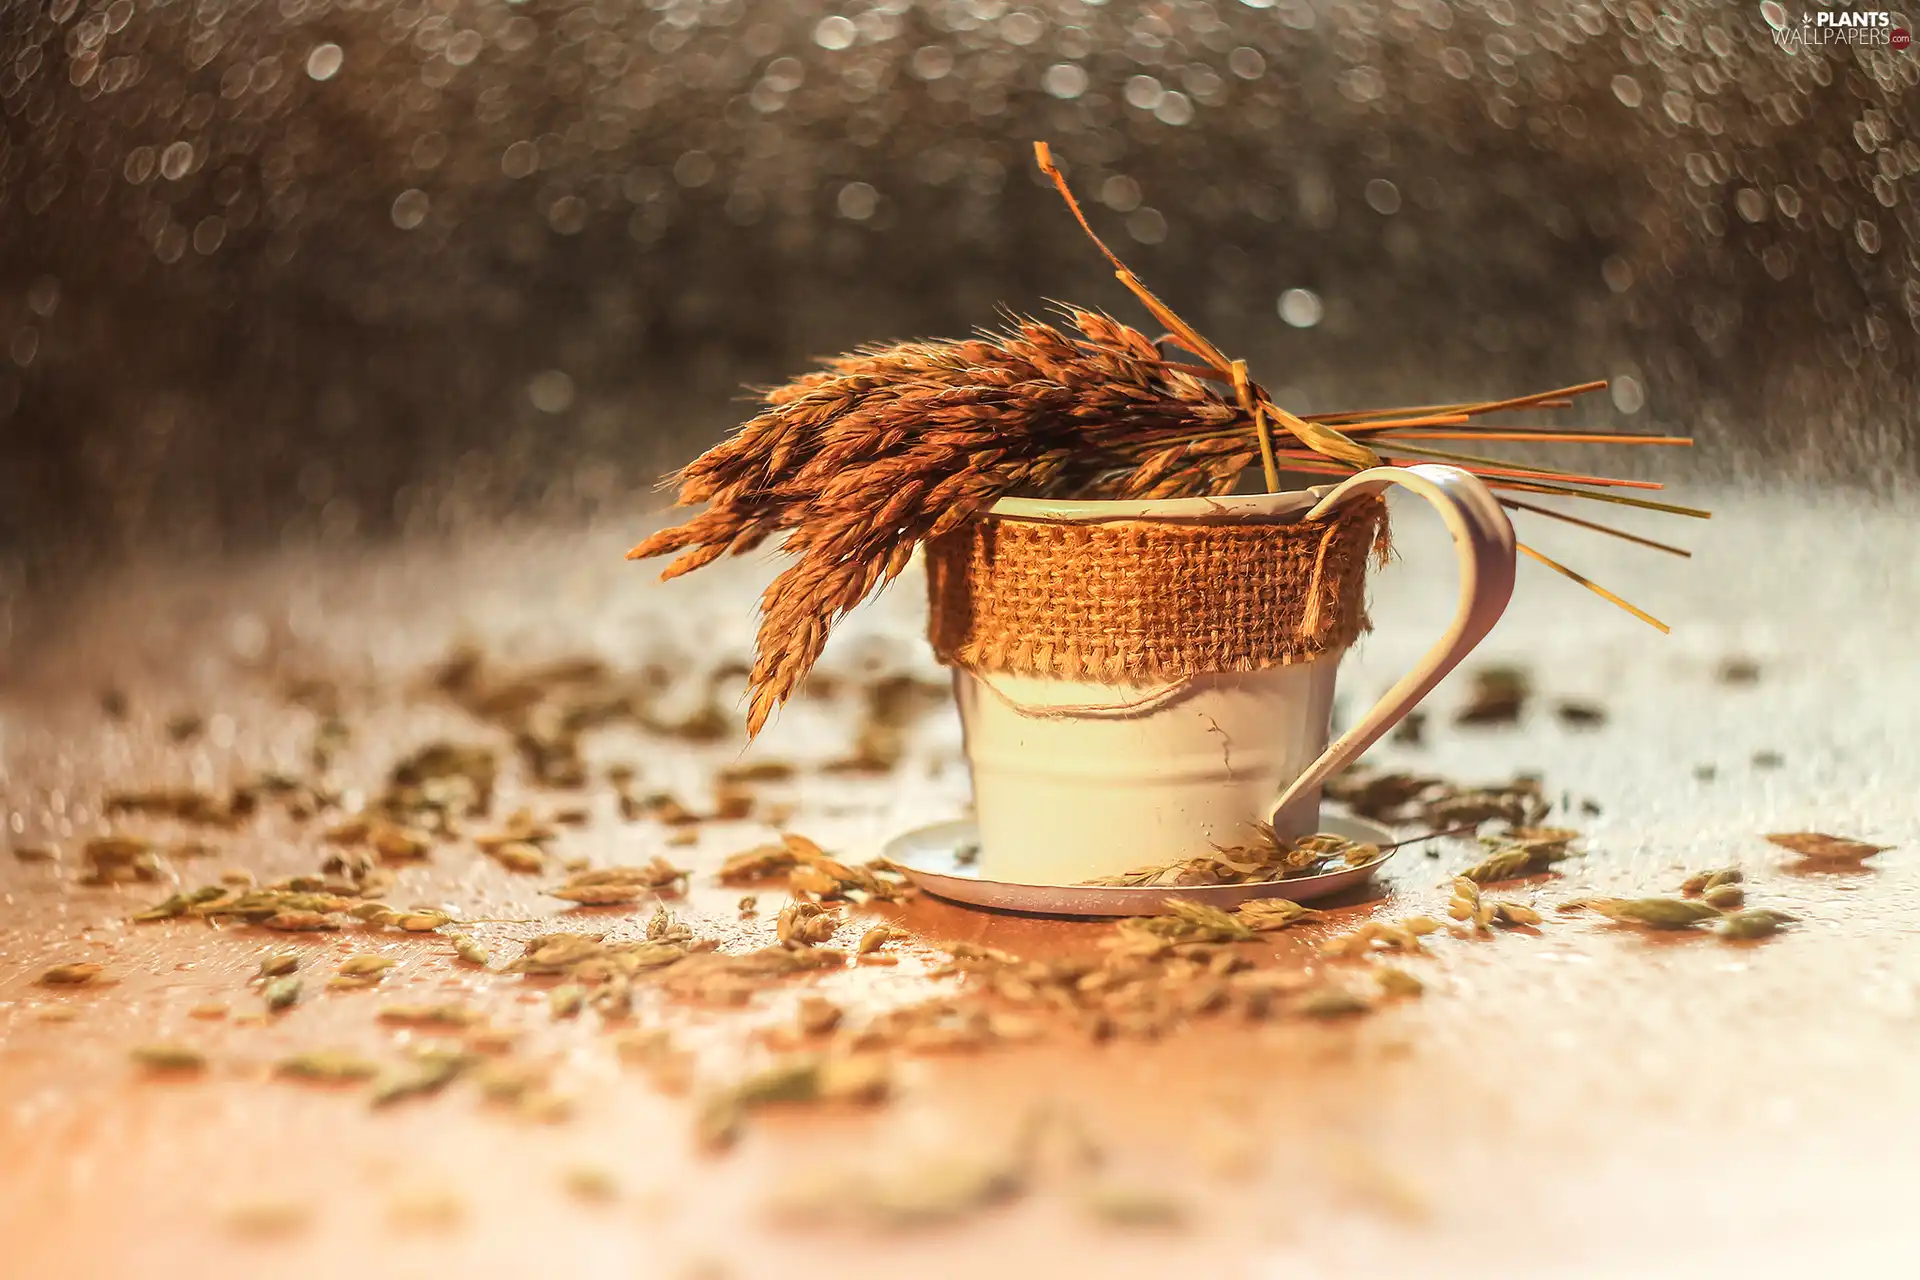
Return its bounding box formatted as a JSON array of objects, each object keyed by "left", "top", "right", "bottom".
[
  {"left": 2, "top": 11, "right": 1919, "bottom": 1271},
  {"left": 1, "top": 0, "right": 1915, "bottom": 588}
]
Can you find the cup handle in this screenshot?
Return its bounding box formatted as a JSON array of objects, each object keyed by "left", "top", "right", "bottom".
[{"left": 1267, "top": 464, "right": 1517, "bottom": 827}]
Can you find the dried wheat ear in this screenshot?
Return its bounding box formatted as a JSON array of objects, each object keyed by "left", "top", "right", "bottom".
[{"left": 629, "top": 140, "right": 1704, "bottom": 736}]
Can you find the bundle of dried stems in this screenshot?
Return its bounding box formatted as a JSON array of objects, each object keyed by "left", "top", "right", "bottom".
[{"left": 631, "top": 142, "right": 1706, "bottom": 736}]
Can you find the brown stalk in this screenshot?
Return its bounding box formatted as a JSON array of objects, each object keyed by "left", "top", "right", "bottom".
[
  {"left": 1032, "top": 143, "right": 1232, "bottom": 372},
  {"left": 1307, "top": 382, "right": 1610, "bottom": 423},
  {"left": 1338, "top": 414, "right": 1477, "bottom": 429},
  {"left": 1033, "top": 141, "right": 1379, "bottom": 473},
  {"left": 1067, "top": 350, "right": 1691, "bottom": 454},
  {"left": 626, "top": 151, "right": 1702, "bottom": 733},
  {"left": 1120, "top": 425, "right": 1663, "bottom": 494},
  {"left": 1231, "top": 359, "right": 1281, "bottom": 492},
  {"left": 1117, "top": 418, "right": 1684, "bottom": 458},
  {"left": 1369, "top": 430, "right": 1694, "bottom": 446}
]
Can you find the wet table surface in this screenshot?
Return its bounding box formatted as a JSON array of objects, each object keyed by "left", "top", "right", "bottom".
[{"left": 3, "top": 489, "right": 1917, "bottom": 1279}]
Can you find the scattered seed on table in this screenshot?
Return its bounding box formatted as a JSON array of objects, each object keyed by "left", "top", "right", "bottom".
[
  {"left": 1702, "top": 883, "right": 1745, "bottom": 909},
  {"left": 378, "top": 1003, "right": 479, "bottom": 1028},
  {"left": 1680, "top": 867, "right": 1743, "bottom": 896},
  {"left": 1572, "top": 898, "right": 1722, "bottom": 930},
  {"left": 1718, "top": 908, "right": 1799, "bottom": 941},
  {"left": 1765, "top": 832, "right": 1891, "bottom": 864},
  {"left": 386, "top": 1186, "right": 467, "bottom": 1232},
  {"left": 448, "top": 934, "right": 490, "bottom": 966},
  {"left": 224, "top": 1199, "right": 312, "bottom": 1239},
  {"left": 1299, "top": 987, "right": 1371, "bottom": 1018},
  {"left": 562, "top": 1165, "right": 619, "bottom": 1203},
  {"left": 259, "top": 952, "right": 301, "bottom": 978},
  {"left": 1079, "top": 1182, "right": 1190, "bottom": 1229},
  {"left": 1374, "top": 965, "right": 1426, "bottom": 998},
  {"left": 130, "top": 1043, "right": 207, "bottom": 1073},
  {"left": 38, "top": 963, "right": 104, "bottom": 986},
  {"left": 276, "top": 1051, "right": 382, "bottom": 1083}
]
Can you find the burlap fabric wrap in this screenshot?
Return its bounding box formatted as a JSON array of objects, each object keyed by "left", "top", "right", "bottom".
[{"left": 926, "top": 495, "right": 1388, "bottom": 684}]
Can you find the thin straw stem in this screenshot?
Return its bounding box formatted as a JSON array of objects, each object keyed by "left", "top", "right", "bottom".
[
  {"left": 1070, "top": 347, "right": 1579, "bottom": 420},
  {"left": 1488, "top": 478, "right": 1712, "bottom": 520},
  {"left": 1260, "top": 458, "right": 1713, "bottom": 523},
  {"left": 1498, "top": 497, "right": 1694, "bottom": 558},
  {"left": 1518, "top": 543, "right": 1671, "bottom": 634},
  {"left": 1373, "top": 430, "right": 1694, "bottom": 446},
  {"left": 1328, "top": 414, "right": 1476, "bottom": 431},
  {"left": 1145, "top": 419, "right": 1686, "bottom": 452},
  {"left": 1033, "top": 143, "right": 1233, "bottom": 374},
  {"left": 1395, "top": 424, "right": 1686, "bottom": 438},
  {"left": 1372, "top": 442, "right": 1668, "bottom": 490},
  {"left": 1248, "top": 458, "right": 1695, "bottom": 568},
  {"left": 1308, "top": 381, "right": 1609, "bottom": 423}
]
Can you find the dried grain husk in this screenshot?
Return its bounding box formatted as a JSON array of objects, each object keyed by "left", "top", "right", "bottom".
[
  {"left": 130, "top": 1042, "right": 207, "bottom": 1072},
  {"left": 1765, "top": 832, "right": 1891, "bottom": 863},
  {"left": 1568, "top": 897, "right": 1723, "bottom": 930},
  {"left": 275, "top": 1050, "right": 381, "bottom": 1083},
  {"left": 1717, "top": 908, "right": 1799, "bottom": 940},
  {"left": 38, "top": 962, "right": 105, "bottom": 986},
  {"left": 1082, "top": 829, "right": 1377, "bottom": 888},
  {"left": 696, "top": 1053, "right": 891, "bottom": 1149}
]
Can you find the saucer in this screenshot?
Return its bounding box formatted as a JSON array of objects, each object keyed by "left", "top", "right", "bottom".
[{"left": 883, "top": 813, "right": 1401, "bottom": 918}]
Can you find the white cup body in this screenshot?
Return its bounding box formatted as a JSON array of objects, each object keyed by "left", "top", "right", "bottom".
[{"left": 954, "top": 658, "right": 1342, "bottom": 885}]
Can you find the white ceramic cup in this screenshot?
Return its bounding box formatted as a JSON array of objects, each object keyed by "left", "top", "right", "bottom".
[{"left": 952, "top": 464, "right": 1517, "bottom": 885}]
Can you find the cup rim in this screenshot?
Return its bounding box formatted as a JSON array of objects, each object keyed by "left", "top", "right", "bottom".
[{"left": 983, "top": 483, "right": 1337, "bottom": 525}]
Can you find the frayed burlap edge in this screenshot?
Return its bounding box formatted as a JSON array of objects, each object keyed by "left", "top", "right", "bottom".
[{"left": 926, "top": 496, "right": 1388, "bottom": 683}]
